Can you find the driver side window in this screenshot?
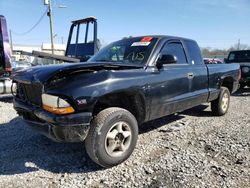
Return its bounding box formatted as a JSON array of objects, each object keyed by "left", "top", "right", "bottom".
[{"left": 161, "top": 42, "right": 188, "bottom": 64}]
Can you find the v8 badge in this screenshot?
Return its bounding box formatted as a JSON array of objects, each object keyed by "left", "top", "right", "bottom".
[{"left": 77, "top": 99, "right": 87, "bottom": 105}]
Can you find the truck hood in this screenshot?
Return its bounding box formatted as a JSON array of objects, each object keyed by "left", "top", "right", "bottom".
[{"left": 12, "top": 62, "right": 143, "bottom": 84}]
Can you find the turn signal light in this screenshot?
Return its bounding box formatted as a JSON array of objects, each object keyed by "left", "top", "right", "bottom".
[
  {"left": 42, "top": 94, "right": 75, "bottom": 115},
  {"left": 43, "top": 104, "right": 75, "bottom": 115}
]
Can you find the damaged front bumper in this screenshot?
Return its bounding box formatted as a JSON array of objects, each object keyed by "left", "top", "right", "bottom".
[{"left": 14, "top": 98, "right": 92, "bottom": 142}]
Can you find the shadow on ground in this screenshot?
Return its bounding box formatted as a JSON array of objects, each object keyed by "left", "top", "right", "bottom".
[
  {"left": 0, "top": 104, "right": 210, "bottom": 176},
  {"left": 139, "top": 114, "right": 185, "bottom": 134},
  {"left": 181, "top": 104, "right": 212, "bottom": 117},
  {"left": 233, "top": 87, "right": 250, "bottom": 97},
  {"left": 0, "top": 117, "right": 102, "bottom": 175}
]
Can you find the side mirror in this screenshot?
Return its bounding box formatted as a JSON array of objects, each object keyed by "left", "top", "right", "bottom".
[
  {"left": 156, "top": 54, "right": 177, "bottom": 68},
  {"left": 224, "top": 58, "right": 228, "bottom": 63}
]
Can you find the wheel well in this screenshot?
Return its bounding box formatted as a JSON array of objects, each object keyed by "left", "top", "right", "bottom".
[
  {"left": 221, "top": 77, "right": 234, "bottom": 93},
  {"left": 93, "top": 92, "right": 146, "bottom": 124}
]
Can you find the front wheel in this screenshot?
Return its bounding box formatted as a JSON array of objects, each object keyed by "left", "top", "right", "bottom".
[
  {"left": 85, "top": 107, "right": 138, "bottom": 168},
  {"left": 211, "top": 87, "right": 230, "bottom": 116}
]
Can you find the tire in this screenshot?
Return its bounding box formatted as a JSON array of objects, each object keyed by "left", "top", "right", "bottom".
[
  {"left": 240, "top": 83, "right": 246, "bottom": 89},
  {"left": 211, "top": 87, "right": 230, "bottom": 116},
  {"left": 85, "top": 107, "right": 138, "bottom": 168},
  {"left": 247, "top": 82, "right": 250, "bottom": 88}
]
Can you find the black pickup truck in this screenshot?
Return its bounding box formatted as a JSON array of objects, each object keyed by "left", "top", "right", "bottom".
[
  {"left": 12, "top": 36, "right": 240, "bottom": 167},
  {"left": 225, "top": 50, "right": 250, "bottom": 88}
]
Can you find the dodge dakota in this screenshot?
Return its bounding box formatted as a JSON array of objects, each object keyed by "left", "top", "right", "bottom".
[{"left": 12, "top": 36, "right": 240, "bottom": 167}]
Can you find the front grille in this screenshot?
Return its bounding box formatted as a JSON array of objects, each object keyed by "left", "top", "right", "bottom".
[
  {"left": 20, "top": 111, "right": 45, "bottom": 122},
  {"left": 17, "top": 83, "right": 43, "bottom": 106}
]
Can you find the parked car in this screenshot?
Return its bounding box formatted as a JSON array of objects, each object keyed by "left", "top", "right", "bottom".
[
  {"left": 11, "top": 61, "right": 32, "bottom": 71},
  {"left": 204, "top": 58, "right": 223, "bottom": 64},
  {"left": 12, "top": 36, "right": 240, "bottom": 168},
  {"left": 225, "top": 50, "right": 250, "bottom": 88}
]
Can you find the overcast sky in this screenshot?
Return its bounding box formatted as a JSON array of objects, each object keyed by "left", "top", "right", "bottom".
[{"left": 0, "top": 0, "right": 249, "bottom": 49}]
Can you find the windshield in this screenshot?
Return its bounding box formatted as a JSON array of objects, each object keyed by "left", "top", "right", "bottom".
[
  {"left": 89, "top": 37, "right": 158, "bottom": 65},
  {"left": 228, "top": 50, "right": 250, "bottom": 63}
]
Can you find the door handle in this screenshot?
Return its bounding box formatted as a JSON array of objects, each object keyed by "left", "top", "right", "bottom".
[{"left": 187, "top": 72, "right": 194, "bottom": 79}]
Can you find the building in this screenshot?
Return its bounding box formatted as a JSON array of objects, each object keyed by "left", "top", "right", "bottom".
[
  {"left": 12, "top": 43, "right": 66, "bottom": 62},
  {"left": 41, "top": 43, "right": 66, "bottom": 56}
]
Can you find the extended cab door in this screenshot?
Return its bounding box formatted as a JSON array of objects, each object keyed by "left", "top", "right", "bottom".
[
  {"left": 184, "top": 40, "right": 209, "bottom": 106},
  {"left": 149, "top": 40, "right": 194, "bottom": 120}
]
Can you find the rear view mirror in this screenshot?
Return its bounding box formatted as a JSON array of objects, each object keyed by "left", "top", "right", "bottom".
[{"left": 156, "top": 54, "right": 177, "bottom": 68}]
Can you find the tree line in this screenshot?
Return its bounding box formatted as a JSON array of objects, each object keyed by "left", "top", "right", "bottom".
[{"left": 201, "top": 43, "right": 250, "bottom": 58}]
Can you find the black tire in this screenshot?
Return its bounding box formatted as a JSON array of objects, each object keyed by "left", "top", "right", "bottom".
[
  {"left": 211, "top": 87, "right": 230, "bottom": 116},
  {"left": 85, "top": 107, "right": 138, "bottom": 168},
  {"left": 240, "top": 83, "right": 246, "bottom": 89}
]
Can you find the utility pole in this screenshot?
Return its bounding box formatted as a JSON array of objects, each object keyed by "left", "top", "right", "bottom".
[
  {"left": 237, "top": 39, "right": 240, "bottom": 50},
  {"left": 47, "top": 0, "right": 55, "bottom": 54},
  {"left": 44, "top": 0, "right": 66, "bottom": 54},
  {"left": 9, "top": 29, "right": 13, "bottom": 52}
]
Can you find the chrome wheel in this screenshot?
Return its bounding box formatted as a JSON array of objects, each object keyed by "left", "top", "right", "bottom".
[
  {"left": 221, "top": 92, "right": 229, "bottom": 111},
  {"left": 105, "top": 121, "right": 132, "bottom": 158}
]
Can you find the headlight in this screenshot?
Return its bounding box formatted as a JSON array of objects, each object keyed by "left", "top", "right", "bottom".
[
  {"left": 242, "top": 67, "right": 250, "bottom": 73},
  {"left": 42, "top": 94, "right": 75, "bottom": 115}
]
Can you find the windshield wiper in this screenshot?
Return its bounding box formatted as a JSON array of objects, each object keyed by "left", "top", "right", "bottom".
[
  {"left": 94, "top": 60, "right": 144, "bottom": 68},
  {"left": 96, "top": 59, "right": 116, "bottom": 62}
]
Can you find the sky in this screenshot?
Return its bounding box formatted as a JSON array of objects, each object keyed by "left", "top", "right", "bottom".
[{"left": 0, "top": 0, "right": 250, "bottom": 49}]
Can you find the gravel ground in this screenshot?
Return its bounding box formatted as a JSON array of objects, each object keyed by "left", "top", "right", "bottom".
[{"left": 0, "top": 88, "right": 249, "bottom": 188}]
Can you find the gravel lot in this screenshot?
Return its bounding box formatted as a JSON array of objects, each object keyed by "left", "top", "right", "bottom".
[{"left": 0, "top": 88, "right": 249, "bottom": 188}]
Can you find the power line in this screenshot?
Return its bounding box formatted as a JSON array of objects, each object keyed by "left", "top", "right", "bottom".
[{"left": 12, "top": 8, "right": 48, "bottom": 36}]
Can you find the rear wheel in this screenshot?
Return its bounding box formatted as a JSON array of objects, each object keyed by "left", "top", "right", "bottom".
[
  {"left": 247, "top": 82, "right": 250, "bottom": 88},
  {"left": 85, "top": 107, "right": 138, "bottom": 168},
  {"left": 240, "top": 83, "right": 246, "bottom": 89},
  {"left": 211, "top": 87, "right": 230, "bottom": 116}
]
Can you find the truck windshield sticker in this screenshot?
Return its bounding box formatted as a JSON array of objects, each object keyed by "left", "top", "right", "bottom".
[
  {"left": 131, "top": 41, "right": 151, "bottom": 46},
  {"left": 141, "top": 36, "right": 153, "bottom": 42},
  {"left": 131, "top": 36, "right": 153, "bottom": 46}
]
